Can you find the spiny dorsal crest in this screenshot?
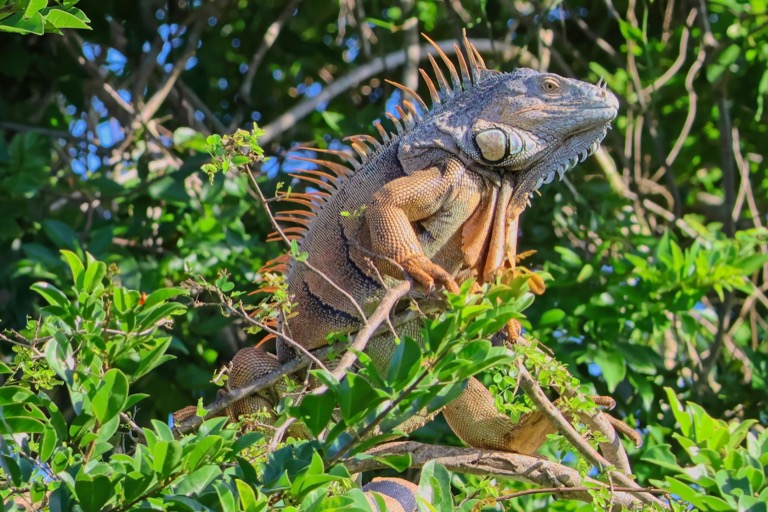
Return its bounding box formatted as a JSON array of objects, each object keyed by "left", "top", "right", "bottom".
[{"left": 265, "top": 32, "right": 493, "bottom": 248}]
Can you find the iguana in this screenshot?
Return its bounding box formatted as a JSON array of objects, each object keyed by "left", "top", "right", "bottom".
[{"left": 176, "top": 34, "right": 634, "bottom": 510}]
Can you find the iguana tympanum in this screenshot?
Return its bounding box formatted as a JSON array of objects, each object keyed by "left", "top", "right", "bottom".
[{"left": 177, "top": 34, "right": 630, "bottom": 510}]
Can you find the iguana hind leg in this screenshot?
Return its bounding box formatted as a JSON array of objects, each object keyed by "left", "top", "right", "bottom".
[
  {"left": 173, "top": 347, "right": 283, "bottom": 426},
  {"left": 442, "top": 377, "right": 553, "bottom": 454},
  {"left": 441, "top": 378, "right": 641, "bottom": 455}
]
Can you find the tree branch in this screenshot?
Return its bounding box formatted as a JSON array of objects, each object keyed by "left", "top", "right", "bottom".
[
  {"left": 344, "top": 441, "right": 655, "bottom": 510},
  {"left": 260, "top": 39, "right": 536, "bottom": 144},
  {"left": 237, "top": 0, "right": 302, "bottom": 107},
  {"left": 517, "top": 364, "right": 664, "bottom": 508}
]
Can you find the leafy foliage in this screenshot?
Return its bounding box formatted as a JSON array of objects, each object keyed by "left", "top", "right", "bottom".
[{"left": 0, "top": 0, "right": 90, "bottom": 35}]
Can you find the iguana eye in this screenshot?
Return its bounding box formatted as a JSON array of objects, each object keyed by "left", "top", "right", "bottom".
[{"left": 541, "top": 78, "right": 559, "bottom": 93}]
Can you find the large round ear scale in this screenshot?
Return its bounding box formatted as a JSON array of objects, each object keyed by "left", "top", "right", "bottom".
[{"left": 474, "top": 128, "right": 508, "bottom": 162}]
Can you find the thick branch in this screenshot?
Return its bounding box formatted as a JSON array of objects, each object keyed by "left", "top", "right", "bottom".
[
  {"left": 139, "top": 17, "right": 206, "bottom": 124},
  {"left": 345, "top": 441, "right": 646, "bottom": 510}
]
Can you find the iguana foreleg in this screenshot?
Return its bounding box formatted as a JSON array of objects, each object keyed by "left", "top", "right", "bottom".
[{"left": 366, "top": 165, "right": 467, "bottom": 294}]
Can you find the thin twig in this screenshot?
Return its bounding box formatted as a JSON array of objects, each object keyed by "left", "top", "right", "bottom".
[
  {"left": 731, "top": 127, "right": 764, "bottom": 230},
  {"left": 245, "top": 166, "right": 368, "bottom": 321},
  {"left": 664, "top": 35, "right": 706, "bottom": 172},
  {"left": 641, "top": 9, "right": 697, "bottom": 97},
  {"left": 237, "top": 0, "right": 303, "bottom": 109},
  {"left": 269, "top": 280, "right": 412, "bottom": 448},
  {"left": 120, "top": 412, "right": 147, "bottom": 442},
  {"left": 172, "top": 345, "right": 332, "bottom": 434}
]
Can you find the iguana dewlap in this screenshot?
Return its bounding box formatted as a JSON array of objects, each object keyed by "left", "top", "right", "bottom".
[{"left": 177, "top": 34, "right": 624, "bottom": 509}]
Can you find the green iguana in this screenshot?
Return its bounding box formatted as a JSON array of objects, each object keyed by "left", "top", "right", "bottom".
[{"left": 177, "top": 34, "right": 635, "bottom": 510}]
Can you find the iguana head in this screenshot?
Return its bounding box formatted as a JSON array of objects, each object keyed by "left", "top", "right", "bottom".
[
  {"left": 453, "top": 68, "right": 619, "bottom": 193},
  {"left": 393, "top": 36, "right": 618, "bottom": 203}
]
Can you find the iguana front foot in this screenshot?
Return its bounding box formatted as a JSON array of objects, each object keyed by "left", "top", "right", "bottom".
[{"left": 400, "top": 254, "right": 459, "bottom": 294}]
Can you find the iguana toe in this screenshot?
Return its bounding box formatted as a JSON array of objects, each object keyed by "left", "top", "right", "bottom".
[{"left": 400, "top": 254, "right": 459, "bottom": 294}]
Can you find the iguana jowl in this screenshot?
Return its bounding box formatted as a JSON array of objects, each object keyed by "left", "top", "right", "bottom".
[{"left": 179, "top": 34, "right": 623, "bottom": 509}]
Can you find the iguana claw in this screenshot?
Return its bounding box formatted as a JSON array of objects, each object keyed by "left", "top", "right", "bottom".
[{"left": 400, "top": 254, "right": 460, "bottom": 294}]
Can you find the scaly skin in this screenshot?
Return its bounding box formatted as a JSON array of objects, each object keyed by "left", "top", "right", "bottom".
[{"left": 176, "top": 34, "right": 627, "bottom": 509}]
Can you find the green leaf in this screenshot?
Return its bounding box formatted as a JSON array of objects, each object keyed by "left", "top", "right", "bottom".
[
  {"left": 184, "top": 435, "right": 223, "bottom": 471},
  {"left": 60, "top": 249, "right": 84, "bottom": 282},
  {"left": 174, "top": 464, "right": 220, "bottom": 496},
  {"left": 593, "top": 350, "right": 626, "bottom": 392},
  {"left": 153, "top": 440, "right": 183, "bottom": 478},
  {"left": 338, "top": 373, "right": 384, "bottom": 424},
  {"left": 0, "top": 453, "right": 22, "bottom": 486},
  {"left": 142, "top": 287, "right": 189, "bottom": 309},
  {"left": 371, "top": 453, "right": 412, "bottom": 472},
  {"left": 173, "top": 127, "right": 208, "bottom": 151},
  {"left": 133, "top": 337, "right": 174, "bottom": 380},
  {"left": 320, "top": 111, "right": 344, "bottom": 133},
  {"left": 91, "top": 369, "right": 129, "bottom": 424},
  {"left": 664, "top": 387, "right": 692, "bottom": 437},
  {"left": 418, "top": 461, "right": 453, "bottom": 512},
  {"left": 293, "top": 392, "right": 335, "bottom": 437},
  {"left": 0, "top": 414, "right": 46, "bottom": 434},
  {"left": 576, "top": 263, "right": 594, "bottom": 282},
  {"left": 31, "top": 282, "right": 69, "bottom": 309},
  {"left": 42, "top": 219, "right": 78, "bottom": 249},
  {"left": 310, "top": 489, "right": 371, "bottom": 511},
  {"left": 232, "top": 432, "right": 264, "bottom": 454},
  {"left": 0, "top": 386, "right": 36, "bottom": 405},
  {"left": 136, "top": 302, "right": 187, "bottom": 331},
  {"left": 75, "top": 474, "right": 112, "bottom": 512},
  {"left": 539, "top": 308, "right": 565, "bottom": 326},
  {"left": 151, "top": 418, "right": 177, "bottom": 441},
  {"left": 113, "top": 287, "right": 140, "bottom": 314},
  {"left": 38, "top": 425, "right": 59, "bottom": 462},
  {"left": 80, "top": 256, "right": 106, "bottom": 294},
  {"left": 213, "top": 480, "right": 237, "bottom": 511},
  {"left": 43, "top": 7, "right": 90, "bottom": 29},
  {"left": 387, "top": 336, "right": 422, "bottom": 386},
  {"left": 642, "top": 444, "right": 684, "bottom": 472},
  {"left": 123, "top": 471, "right": 153, "bottom": 503},
  {"left": 706, "top": 44, "right": 740, "bottom": 84},
  {"left": 23, "top": 0, "right": 47, "bottom": 18},
  {"left": 236, "top": 479, "right": 258, "bottom": 509}
]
